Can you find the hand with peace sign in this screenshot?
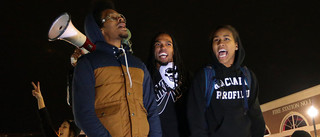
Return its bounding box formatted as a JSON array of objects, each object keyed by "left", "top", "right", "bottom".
[{"left": 31, "top": 81, "right": 45, "bottom": 109}]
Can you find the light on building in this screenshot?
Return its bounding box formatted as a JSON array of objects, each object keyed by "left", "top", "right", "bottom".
[
  {"left": 308, "top": 106, "right": 319, "bottom": 118},
  {"left": 308, "top": 106, "right": 318, "bottom": 137}
]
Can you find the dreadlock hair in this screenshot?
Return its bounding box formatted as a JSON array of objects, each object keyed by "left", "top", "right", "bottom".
[
  {"left": 90, "top": 0, "right": 115, "bottom": 28},
  {"left": 147, "top": 31, "right": 187, "bottom": 92}
]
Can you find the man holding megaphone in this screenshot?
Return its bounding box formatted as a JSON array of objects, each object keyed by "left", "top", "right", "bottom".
[{"left": 71, "top": 0, "right": 162, "bottom": 137}]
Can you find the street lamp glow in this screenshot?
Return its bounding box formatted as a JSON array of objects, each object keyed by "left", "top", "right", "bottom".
[
  {"left": 308, "top": 106, "right": 318, "bottom": 137},
  {"left": 308, "top": 106, "right": 318, "bottom": 118}
]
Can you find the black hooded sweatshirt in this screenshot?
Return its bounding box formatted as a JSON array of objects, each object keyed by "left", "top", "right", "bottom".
[{"left": 187, "top": 36, "right": 265, "bottom": 137}]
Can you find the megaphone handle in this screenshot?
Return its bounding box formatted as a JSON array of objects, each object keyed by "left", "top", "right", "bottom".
[{"left": 82, "top": 38, "right": 96, "bottom": 52}]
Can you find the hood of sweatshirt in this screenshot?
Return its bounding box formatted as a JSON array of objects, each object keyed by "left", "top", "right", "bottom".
[{"left": 84, "top": 13, "right": 107, "bottom": 46}]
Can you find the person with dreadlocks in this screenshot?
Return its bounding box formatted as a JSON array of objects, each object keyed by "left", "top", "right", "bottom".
[
  {"left": 187, "top": 25, "right": 265, "bottom": 137},
  {"left": 147, "top": 32, "right": 190, "bottom": 137}
]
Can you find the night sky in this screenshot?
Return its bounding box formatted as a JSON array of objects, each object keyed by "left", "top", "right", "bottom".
[{"left": 2, "top": 0, "right": 320, "bottom": 134}]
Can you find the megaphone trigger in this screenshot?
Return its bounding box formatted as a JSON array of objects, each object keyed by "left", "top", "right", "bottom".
[{"left": 83, "top": 38, "right": 96, "bottom": 52}]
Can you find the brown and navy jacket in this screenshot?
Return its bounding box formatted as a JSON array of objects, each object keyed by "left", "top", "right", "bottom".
[{"left": 72, "top": 13, "right": 162, "bottom": 137}]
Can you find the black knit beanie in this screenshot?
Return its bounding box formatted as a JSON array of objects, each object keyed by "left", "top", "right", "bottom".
[
  {"left": 67, "top": 120, "right": 81, "bottom": 137},
  {"left": 291, "top": 130, "right": 311, "bottom": 137}
]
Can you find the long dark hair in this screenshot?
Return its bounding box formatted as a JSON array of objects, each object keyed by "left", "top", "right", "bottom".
[
  {"left": 65, "top": 120, "right": 81, "bottom": 137},
  {"left": 147, "top": 31, "right": 187, "bottom": 91}
]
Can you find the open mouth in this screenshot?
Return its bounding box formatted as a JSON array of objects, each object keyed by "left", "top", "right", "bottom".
[
  {"left": 58, "top": 129, "right": 64, "bottom": 136},
  {"left": 159, "top": 53, "right": 168, "bottom": 59},
  {"left": 117, "top": 23, "right": 126, "bottom": 29},
  {"left": 218, "top": 49, "right": 227, "bottom": 58}
]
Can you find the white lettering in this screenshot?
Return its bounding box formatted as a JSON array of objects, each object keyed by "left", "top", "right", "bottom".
[
  {"left": 216, "top": 91, "right": 222, "bottom": 99},
  {"left": 220, "top": 80, "right": 225, "bottom": 87},
  {"left": 229, "top": 78, "right": 234, "bottom": 85},
  {"left": 214, "top": 83, "right": 220, "bottom": 90},
  {"left": 272, "top": 108, "right": 281, "bottom": 115},
  {"left": 228, "top": 92, "right": 233, "bottom": 99},
  {"left": 239, "top": 77, "right": 242, "bottom": 85},
  {"left": 232, "top": 91, "right": 237, "bottom": 99},
  {"left": 237, "top": 91, "right": 241, "bottom": 99},
  {"left": 244, "top": 79, "right": 248, "bottom": 85},
  {"left": 214, "top": 90, "right": 251, "bottom": 100},
  {"left": 272, "top": 99, "right": 312, "bottom": 115},
  {"left": 240, "top": 90, "right": 244, "bottom": 98},
  {"left": 225, "top": 78, "right": 231, "bottom": 86},
  {"left": 222, "top": 92, "right": 227, "bottom": 99},
  {"left": 233, "top": 77, "right": 239, "bottom": 85}
]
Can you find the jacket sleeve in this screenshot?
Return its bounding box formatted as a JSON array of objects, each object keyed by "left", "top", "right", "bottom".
[
  {"left": 187, "top": 69, "right": 209, "bottom": 137},
  {"left": 72, "top": 56, "right": 111, "bottom": 137},
  {"left": 248, "top": 71, "right": 266, "bottom": 137},
  {"left": 38, "top": 107, "right": 58, "bottom": 137},
  {"left": 142, "top": 67, "right": 162, "bottom": 137}
]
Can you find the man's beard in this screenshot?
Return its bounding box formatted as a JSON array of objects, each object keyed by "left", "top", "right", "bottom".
[
  {"left": 156, "top": 59, "right": 169, "bottom": 66},
  {"left": 119, "top": 32, "right": 128, "bottom": 39}
]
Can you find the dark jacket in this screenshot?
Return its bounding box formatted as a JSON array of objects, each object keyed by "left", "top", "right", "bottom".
[
  {"left": 38, "top": 108, "right": 58, "bottom": 137},
  {"left": 72, "top": 13, "right": 162, "bottom": 137},
  {"left": 151, "top": 67, "right": 190, "bottom": 137},
  {"left": 187, "top": 35, "right": 265, "bottom": 137}
]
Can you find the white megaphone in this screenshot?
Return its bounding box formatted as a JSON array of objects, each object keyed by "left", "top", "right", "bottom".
[{"left": 48, "top": 13, "right": 95, "bottom": 53}]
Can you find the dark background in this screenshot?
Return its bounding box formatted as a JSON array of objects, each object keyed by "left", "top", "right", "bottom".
[{"left": 2, "top": 0, "right": 320, "bottom": 135}]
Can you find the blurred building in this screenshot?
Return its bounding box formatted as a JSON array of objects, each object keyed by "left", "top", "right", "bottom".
[{"left": 261, "top": 85, "right": 320, "bottom": 137}]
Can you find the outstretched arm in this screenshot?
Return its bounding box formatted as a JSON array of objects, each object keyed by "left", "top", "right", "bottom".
[
  {"left": 31, "top": 81, "right": 45, "bottom": 110},
  {"left": 31, "top": 81, "right": 58, "bottom": 137}
]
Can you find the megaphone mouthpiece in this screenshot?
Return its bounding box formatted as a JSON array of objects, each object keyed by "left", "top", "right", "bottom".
[
  {"left": 48, "top": 13, "right": 71, "bottom": 41},
  {"left": 48, "top": 13, "right": 96, "bottom": 52}
]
